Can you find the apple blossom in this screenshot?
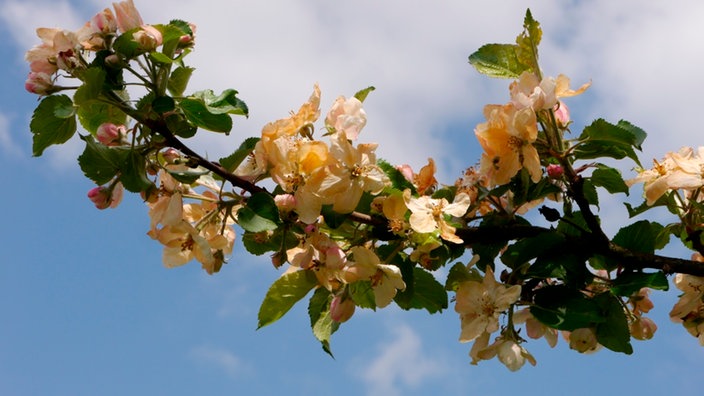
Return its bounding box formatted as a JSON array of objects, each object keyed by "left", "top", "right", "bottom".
[
  {"left": 404, "top": 189, "right": 471, "bottom": 244},
  {"left": 455, "top": 267, "right": 521, "bottom": 342},
  {"left": 112, "top": 0, "right": 144, "bottom": 33}
]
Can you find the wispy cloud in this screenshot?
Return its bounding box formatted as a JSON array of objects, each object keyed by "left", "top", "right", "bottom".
[
  {"left": 353, "top": 323, "right": 447, "bottom": 396},
  {"left": 0, "top": 113, "right": 24, "bottom": 157},
  {"left": 189, "top": 344, "right": 254, "bottom": 379}
]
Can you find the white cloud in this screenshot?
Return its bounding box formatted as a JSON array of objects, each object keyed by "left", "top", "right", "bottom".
[
  {"left": 189, "top": 344, "right": 253, "bottom": 378},
  {"left": 0, "top": 113, "right": 23, "bottom": 157},
  {"left": 353, "top": 323, "right": 446, "bottom": 396},
  {"left": 0, "top": 0, "right": 83, "bottom": 51}
]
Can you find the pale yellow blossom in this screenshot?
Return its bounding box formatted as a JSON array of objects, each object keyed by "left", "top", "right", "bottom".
[{"left": 454, "top": 267, "right": 521, "bottom": 342}]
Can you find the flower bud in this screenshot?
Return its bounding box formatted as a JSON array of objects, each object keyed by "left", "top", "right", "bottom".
[
  {"left": 25, "top": 72, "right": 55, "bottom": 95},
  {"left": 553, "top": 101, "right": 571, "bottom": 127},
  {"left": 133, "top": 25, "right": 162, "bottom": 52},
  {"left": 630, "top": 316, "right": 657, "bottom": 340},
  {"left": 96, "top": 123, "right": 126, "bottom": 146},
  {"left": 90, "top": 8, "right": 118, "bottom": 34},
  {"left": 546, "top": 164, "right": 563, "bottom": 179},
  {"left": 87, "top": 183, "right": 123, "bottom": 209},
  {"left": 568, "top": 328, "right": 599, "bottom": 353},
  {"left": 161, "top": 148, "right": 181, "bottom": 164},
  {"left": 330, "top": 295, "right": 355, "bottom": 323},
  {"left": 274, "top": 194, "right": 297, "bottom": 213}
]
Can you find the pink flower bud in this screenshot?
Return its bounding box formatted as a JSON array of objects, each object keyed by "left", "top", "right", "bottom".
[
  {"left": 274, "top": 194, "right": 297, "bottom": 213},
  {"left": 96, "top": 123, "right": 126, "bottom": 146},
  {"left": 87, "top": 183, "right": 123, "bottom": 209},
  {"left": 162, "top": 148, "right": 181, "bottom": 164},
  {"left": 25, "top": 72, "right": 55, "bottom": 95},
  {"left": 553, "top": 101, "right": 571, "bottom": 127},
  {"left": 546, "top": 164, "right": 564, "bottom": 179},
  {"left": 330, "top": 295, "right": 355, "bottom": 323}
]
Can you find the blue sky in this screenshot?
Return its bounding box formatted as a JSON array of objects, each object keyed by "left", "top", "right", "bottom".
[{"left": 2, "top": 0, "right": 704, "bottom": 395}]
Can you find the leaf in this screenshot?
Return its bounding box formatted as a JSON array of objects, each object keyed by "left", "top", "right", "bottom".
[
  {"left": 165, "top": 166, "right": 209, "bottom": 184},
  {"left": 152, "top": 96, "right": 176, "bottom": 114},
  {"left": 445, "top": 262, "right": 481, "bottom": 291},
  {"left": 353, "top": 86, "right": 375, "bottom": 103},
  {"left": 593, "top": 293, "right": 633, "bottom": 354},
  {"left": 394, "top": 267, "right": 448, "bottom": 313},
  {"left": 515, "top": 9, "right": 542, "bottom": 71},
  {"left": 237, "top": 192, "right": 281, "bottom": 232},
  {"left": 610, "top": 271, "right": 669, "bottom": 296},
  {"left": 168, "top": 66, "right": 194, "bottom": 97},
  {"left": 77, "top": 101, "right": 127, "bottom": 134},
  {"left": 179, "top": 98, "right": 233, "bottom": 133},
  {"left": 30, "top": 95, "right": 77, "bottom": 156},
  {"left": 192, "top": 89, "right": 249, "bottom": 116},
  {"left": 257, "top": 270, "right": 318, "bottom": 329},
  {"left": 612, "top": 220, "right": 666, "bottom": 254},
  {"left": 501, "top": 231, "right": 566, "bottom": 269},
  {"left": 530, "top": 285, "right": 605, "bottom": 331},
  {"left": 377, "top": 158, "right": 416, "bottom": 193},
  {"left": 349, "top": 281, "right": 376, "bottom": 310},
  {"left": 308, "top": 288, "right": 338, "bottom": 357},
  {"left": 73, "top": 67, "right": 105, "bottom": 105},
  {"left": 468, "top": 43, "right": 528, "bottom": 79},
  {"left": 120, "top": 150, "right": 155, "bottom": 193},
  {"left": 574, "top": 119, "right": 646, "bottom": 166},
  {"left": 78, "top": 135, "right": 127, "bottom": 185},
  {"left": 590, "top": 165, "right": 629, "bottom": 195}
]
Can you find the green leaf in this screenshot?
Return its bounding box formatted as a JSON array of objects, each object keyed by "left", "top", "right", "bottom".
[
  {"left": 257, "top": 270, "right": 318, "bottom": 329},
  {"left": 192, "top": 89, "right": 249, "bottom": 116},
  {"left": 594, "top": 293, "right": 633, "bottom": 354},
  {"left": 530, "top": 285, "right": 605, "bottom": 331},
  {"left": 78, "top": 135, "right": 127, "bottom": 185},
  {"left": 237, "top": 192, "right": 281, "bottom": 232},
  {"left": 120, "top": 150, "right": 155, "bottom": 193},
  {"left": 581, "top": 178, "right": 599, "bottom": 208},
  {"left": 149, "top": 51, "right": 174, "bottom": 64},
  {"left": 501, "top": 231, "right": 566, "bottom": 269},
  {"left": 308, "top": 288, "right": 338, "bottom": 357},
  {"left": 112, "top": 29, "right": 140, "bottom": 59},
  {"left": 515, "top": 9, "right": 541, "bottom": 71},
  {"left": 394, "top": 267, "right": 447, "bottom": 313},
  {"left": 180, "top": 98, "right": 233, "bottom": 133},
  {"left": 612, "top": 220, "right": 666, "bottom": 254},
  {"left": 77, "top": 101, "right": 127, "bottom": 135},
  {"left": 165, "top": 113, "right": 197, "bottom": 138},
  {"left": 73, "top": 67, "right": 105, "bottom": 105},
  {"left": 168, "top": 66, "right": 194, "bottom": 97},
  {"left": 165, "top": 166, "right": 208, "bottom": 184},
  {"left": 152, "top": 96, "right": 176, "bottom": 114},
  {"left": 590, "top": 165, "right": 629, "bottom": 195},
  {"left": 349, "top": 281, "right": 376, "bottom": 310},
  {"left": 353, "top": 86, "right": 375, "bottom": 103},
  {"left": 445, "top": 262, "right": 481, "bottom": 291},
  {"left": 574, "top": 119, "right": 646, "bottom": 166},
  {"left": 219, "top": 137, "right": 261, "bottom": 173},
  {"left": 30, "top": 95, "right": 77, "bottom": 156},
  {"left": 610, "top": 271, "right": 669, "bottom": 296},
  {"left": 378, "top": 158, "right": 416, "bottom": 193},
  {"left": 469, "top": 43, "right": 527, "bottom": 79}
]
